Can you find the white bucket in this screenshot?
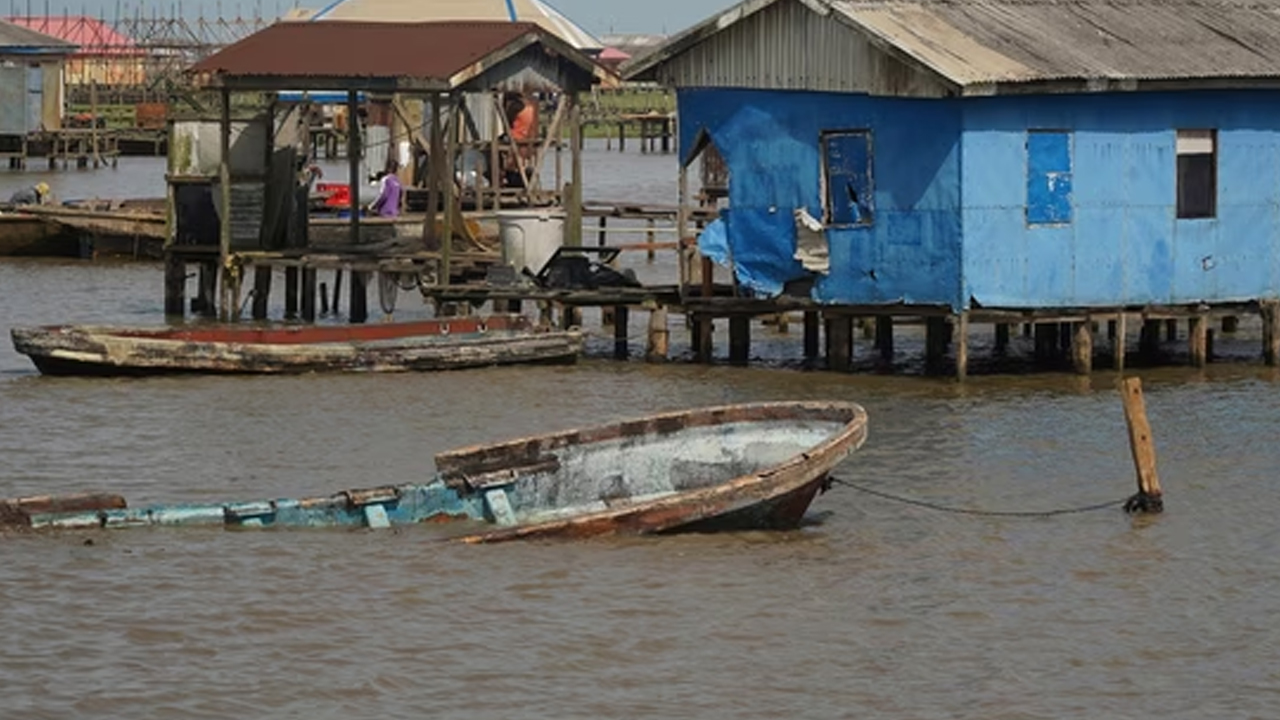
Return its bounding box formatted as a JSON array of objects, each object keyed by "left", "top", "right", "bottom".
[{"left": 498, "top": 209, "right": 565, "bottom": 276}]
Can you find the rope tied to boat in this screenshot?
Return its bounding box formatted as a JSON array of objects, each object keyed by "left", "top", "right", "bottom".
[{"left": 827, "top": 477, "right": 1128, "bottom": 518}]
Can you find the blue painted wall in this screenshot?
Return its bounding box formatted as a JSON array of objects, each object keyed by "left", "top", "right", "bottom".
[
  {"left": 963, "top": 90, "right": 1280, "bottom": 309},
  {"left": 679, "top": 87, "right": 1280, "bottom": 310},
  {"left": 678, "top": 88, "right": 963, "bottom": 307}
]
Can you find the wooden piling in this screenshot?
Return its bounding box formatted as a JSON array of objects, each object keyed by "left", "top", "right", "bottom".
[
  {"left": 1072, "top": 320, "right": 1093, "bottom": 375},
  {"left": 828, "top": 314, "right": 853, "bottom": 372},
  {"left": 876, "top": 316, "right": 894, "bottom": 364},
  {"left": 1263, "top": 300, "right": 1280, "bottom": 366},
  {"left": 1034, "top": 323, "right": 1056, "bottom": 364},
  {"left": 803, "top": 311, "right": 820, "bottom": 362},
  {"left": 251, "top": 267, "right": 271, "bottom": 320},
  {"left": 955, "top": 313, "right": 969, "bottom": 381},
  {"left": 1113, "top": 313, "right": 1127, "bottom": 372},
  {"left": 301, "top": 269, "right": 317, "bottom": 322},
  {"left": 1120, "top": 377, "right": 1164, "bottom": 513},
  {"left": 350, "top": 271, "right": 368, "bottom": 323},
  {"left": 925, "top": 316, "right": 948, "bottom": 374},
  {"left": 994, "top": 323, "right": 1010, "bottom": 354},
  {"left": 614, "top": 305, "right": 629, "bottom": 359},
  {"left": 729, "top": 315, "right": 751, "bottom": 366},
  {"left": 1189, "top": 315, "right": 1208, "bottom": 368},
  {"left": 646, "top": 306, "right": 669, "bottom": 362},
  {"left": 197, "top": 261, "right": 217, "bottom": 318},
  {"left": 1165, "top": 318, "right": 1178, "bottom": 343},
  {"left": 320, "top": 282, "right": 330, "bottom": 315},
  {"left": 332, "top": 270, "right": 343, "bottom": 316},
  {"left": 164, "top": 254, "right": 185, "bottom": 318},
  {"left": 285, "top": 267, "right": 299, "bottom": 319},
  {"left": 1140, "top": 319, "right": 1161, "bottom": 362}
]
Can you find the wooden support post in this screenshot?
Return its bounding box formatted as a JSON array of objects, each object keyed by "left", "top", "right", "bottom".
[
  {"left": 803, "top": 311, "right": 820, "bottom": 362},
  {"left": 347, "top": 90, "right": 361, "bottom": 250},
  {"left": 320, "top": 282, "right": 330, "bottom": 315},
  {"left": 332, "top": 269, "right": 343, "bottom": 316},
  {"left": 441, "top": 95, "right": 458, "bottom": 285},
  {"left": 217, "top": 87, "right": 232, "bottom": 321},
  {"left": 694, "top": 315, "right": 713, "bottom": 364},
  {"left": 614, "top": 305, "right": 629, "bottom": 360},
  {"left": 1165, "top": 318, "right": 1178, "bottom": 343},
  {"left": 729, "top": 315, "right": 751, "bottom": 366},
  {"left": 301, "top": 269, "right": 317, "bottom": 322},
  {"left": 828, "top": 314, "right": 853, "bottom": 372},
  {"left": 566, "top": 99, "right": 583, "bottom": 247},
  {"left": 251, "top": 266, "right": 271, "bottom": 320},
  {"left": 1140, "top": 319, "right": 1161, "bottom": 363},
  {"left": 646, "top": 306, "right": 669, "bottom": 362},
  {"left": 197, "top": 261, "right": 217, "bottom": 317},
  {"left": 1120, "top": 377, "right": 1164, "bottom": 513},
  {"left": 424, "top": 93, "right": 442, "bottom": 250},
  {"left": 1189, "top": 315, "right": 1208, "bottom": 368},
  {"left": 163, "top": 254, "right": 185, "bottom": 318},
  {"left": 1072, "top": 320, "right": 1093, "bottom": 375},
  {"left": 925, "top": 316, "right": 948, "bottom": 374},
  {"left": 1113, "top": 313, "right": 1127, "bottom": 372},
  {"left": 1033, "top": 323, "right": 1056, "bottom": 364},
  {"left": 284, "top": 267, "right": 299, "bottom": 319},
  {"left": 876, "top": 316, "right": 894, "bottom": 364},
  {"left": 994, "top": 323, "right": 1010, "bottom": 354},
  {"left": 1263, "top": 300, "right": 1280, "bottom": 366},
  {"left": 350, "top": 271, "right": 368, "bottom": 324},
  {"left": 618, "top": 121, "right": 625, "bottom": 152},
  {"left": 955, "top": 313, "right": 969, "bottom": 382}
]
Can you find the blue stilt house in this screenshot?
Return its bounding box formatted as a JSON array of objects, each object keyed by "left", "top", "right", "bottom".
[{"left": 626, "top": 0, "right": 1280, "bottom": 316}]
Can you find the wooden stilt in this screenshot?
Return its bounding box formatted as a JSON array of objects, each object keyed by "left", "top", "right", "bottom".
[
  {"left": 1120, "top": 377, "right": 1164, "bottom": 513},
  {"left": 284, "top": 267, "right": 299, "bottom": 319},
  {"left": 251, "top": 266, "right": 271, "bottom": 320},
  {"left": 994, "top": 323, "right": 1010, "bottom": 354},
  {"left": 197, "top": 261, "right": 217, "bottom": 317},
  {"left": 1189, "top": 315, "right": 1207, "bottom": 368},
  {"left": 349, "top": 271, "right": 368, "bottom": 323},
  {"left": 925, "top": 316, "right": 948, "bottom": 374},
  {"left": 1113, "top": 313, "right": 1127, "bottom": 372},
  {"left": 646, "top": 306, "right": 669, "bottom": 362},
  {"left": 1140, "top": 319, "right": 1161, "bottom": 363},
  {"left": 955, "top": 313, "right": 969, "bottom": 381},
  {"left": 827, "top": 314, "right": 853, "bottom": 372},
  {"left": 1165, "top": 318, "right": 1178, "bottom": 343},
  {"left": 876, "top": 316, "right": 894, "bottom": 364},
  {"left": 301, "top": 269, "right": 317, "bottom": 322},
  {"left": 614, "top": 305, "right": 629, "bottom": 359},
  {"left": 1034, "top": 323, "right": 1056, "bottom": 364},
  {"left": 332, "top": 270, "right": 343, "bottom": 316},
  {"left": 729, "top": 315, "right": 751, "bottom": 366},
  {"left": 1263, "top": 300, "right": 1280, "bottom": 366},
  {"left": 1072, "top": 320, "right": 1093, "bottom": 375},
  {"left": 163, "top": 254, "right": 185, "bottom": 318},
  {"left": 803, "top": 311, "right": 820, "bottom": 361}
]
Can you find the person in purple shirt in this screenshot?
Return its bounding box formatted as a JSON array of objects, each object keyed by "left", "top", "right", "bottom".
[{"left": 370, "top": 159, "right": 402, "bottom": 217}]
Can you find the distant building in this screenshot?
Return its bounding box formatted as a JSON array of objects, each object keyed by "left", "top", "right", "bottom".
[
  {"left": 284, "top": 0, "right": 601, "bottom": 51},
  {"left": 628, "top": 0, "right": 1280, "bottom": 313},
  {"left": 0, "top": 19, "right": 75, "bottom": 133},
  {"left": 7, "top": 15, "right": 145, "bottom": 86},
  {"left": 598, "top": 34, "right": 665, "bottom": 66}
]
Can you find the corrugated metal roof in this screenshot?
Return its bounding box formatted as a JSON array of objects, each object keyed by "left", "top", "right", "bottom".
[
  {"left": 287, "top": 0, "right": 601, "bottom": 50},
  {"left": 0, "top": 18, "right": 77, "bottom": 53},
  {"left": 628, "top": 0, "right": 1280, "bottom": 94},
  {"left": 191, "top": 20, "right": 598, "bottom": 90}
]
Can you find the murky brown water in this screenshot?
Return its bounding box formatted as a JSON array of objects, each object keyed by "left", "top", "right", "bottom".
[{"left": 4, "top": 147, "right": 1280, "bottom": 718}]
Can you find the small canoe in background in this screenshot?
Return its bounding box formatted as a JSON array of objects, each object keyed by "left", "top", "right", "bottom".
[
  {"left": 1, "top": 402, "right": 869, "bottom": 542},
  {"left": 10, "top": 315, "right": 582, "bottom": 376}
]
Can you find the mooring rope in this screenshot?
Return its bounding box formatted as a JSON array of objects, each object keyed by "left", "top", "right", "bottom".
[{"left": 828, "top": 477, "right": 1128, "bottom": 517}]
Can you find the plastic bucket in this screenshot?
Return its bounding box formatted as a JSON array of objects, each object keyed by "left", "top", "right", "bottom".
[{"left": 498, "top": 209, "right": 565, "bottom": 276}]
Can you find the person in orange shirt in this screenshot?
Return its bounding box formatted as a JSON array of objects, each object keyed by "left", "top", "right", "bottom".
[{"left": 502, "top": 92, "right": 537, "bottom": 188}]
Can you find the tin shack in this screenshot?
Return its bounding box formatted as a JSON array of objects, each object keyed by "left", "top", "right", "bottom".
[{"left": 627, "top": 0, "right": 1280, "bottom": 375}]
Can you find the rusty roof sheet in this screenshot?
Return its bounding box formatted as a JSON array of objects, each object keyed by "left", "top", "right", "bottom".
[
  {"left": 834, "top": 0, "right": 1280, "bottom": 88},
  {"left": 191, "top": 20, "right": 586, "bottom": 87},
  {"left": 628, "top": 0, "right": 1280, "bottom": 93}
]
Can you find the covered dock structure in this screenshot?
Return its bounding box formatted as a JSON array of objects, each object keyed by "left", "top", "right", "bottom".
[{"left": 167, "top": 19, "right": 602, "bottom": 323}]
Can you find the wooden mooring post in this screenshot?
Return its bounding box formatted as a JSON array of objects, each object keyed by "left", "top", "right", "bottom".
[{"left": 1120, "top": 377, "right": 1164, "bottom": 514}]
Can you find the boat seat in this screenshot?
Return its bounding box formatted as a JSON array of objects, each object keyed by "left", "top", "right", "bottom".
[{"left": 451, "top": 457, "right": 561, "bottom": 492}]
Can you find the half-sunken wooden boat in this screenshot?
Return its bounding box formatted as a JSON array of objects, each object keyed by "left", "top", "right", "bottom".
[
  {"left": 2, "top": 402, "right": 868, "bottom": 542},
  {"left": 10, "top": 315, "right": 581, "bottom": 376}
]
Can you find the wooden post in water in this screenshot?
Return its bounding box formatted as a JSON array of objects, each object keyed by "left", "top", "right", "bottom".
[
  {"left": 1113, "top": 312, "right": 1127, "bottom": 372},
  {"left": 729, "top": 315, "right": 751, "bottom": 366},
  {"left": 827, "top": 314, "right": 853, "bottom": 372},
  {"left": 301, "top": 269, "right": 317, "bottom": 322},
  {"left": 876, "top": 316, "right": 894, "bottom": 365},
  {"left": 284, "top": 267, "right": 299, "bottom": 319},
  {"left": 1262, "top": 300, "right": 1280, "bottom": 366},
  {"left": 1072, "top": 320, "right": 1093, "bottom": 375},
  {"left": 994, "top": 323, "right": 1010, "bottom": 354},
  {"left": 925, "top": 316, "right": 948, "bottom": 375},
  {"left": 1120, "top": 377, "right": 1164, "bottom": 513},
  {"left": 217, "top": 87, "right": 233, "bottom": 321},
  {"left": 163, "top": 254, "right": 185, "bottom": 318},
  {"left": 614, "top": 305, "right": 629, "bottom": 359},
  {"left": 1189, "top": 314, "right": 1208, "bottom": 368},
  {"left": 955, "top": 312, "right": 969, "bottom": 381},
  {"left": 803, "top": 311, "right": 820, "bottom": 362},
  {"left": 251, "top": 266, "right": 271, "bottom": 320},
  {"left": 646, "top": 306, "right": 668, "bottom": 362}
]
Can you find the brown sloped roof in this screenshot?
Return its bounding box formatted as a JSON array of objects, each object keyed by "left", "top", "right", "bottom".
[{"left": 191, "top": 20, "right": 595, "bottom": 90}]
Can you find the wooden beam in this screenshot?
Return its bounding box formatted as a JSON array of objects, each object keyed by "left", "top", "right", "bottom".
[
  {"left": 218, "top": 87, "right": 232, "bottom": 321},
  {"left": 566, "top": 98, "right": 583, "bottom": 246}
]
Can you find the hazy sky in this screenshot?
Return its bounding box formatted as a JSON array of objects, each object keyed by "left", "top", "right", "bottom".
[{"left": 5, "top": 0, "right": 739, "bottom": 36}]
